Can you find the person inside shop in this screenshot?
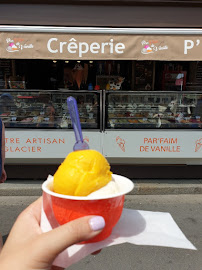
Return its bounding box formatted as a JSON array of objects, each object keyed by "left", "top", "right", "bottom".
[
  {"left": 63, "top": 66, "right": 74, "bottom": 89},
  {"left": 37, "top": 93, "right": 55, "bottom": 127},
  {"left": 0, "top": 197, "right": 105, "bottom": 270},
  {"left": 58, "top": 65, "right": 74, "bottom": 89},
  {"left": 0, "top": 117, "right": 7, "bottom": 252},
  {"left": 194, "top": 95, "right": 202, "bottom": 121},
  {"left": 0, "top": 119, "right": 6, "bottom": 183},
  {"left": 76, "top": 95, "right": 84, "bottom": 105},
  {"left": 0, "top": 93, "right": 15, "bottom": 116}
]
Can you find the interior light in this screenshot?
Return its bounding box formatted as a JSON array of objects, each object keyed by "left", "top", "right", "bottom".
[
  {"left": 65, "top": 60, "right": 69, "bottom": 63},
  {"left": 77, "top": 60, "right": 81, "bottom": 63},
  {"left": 89, "top": 61, "right": 93, "bottom": 63},
  {"left": 53, "top": 60, "right": 57, "bottom": 63}
]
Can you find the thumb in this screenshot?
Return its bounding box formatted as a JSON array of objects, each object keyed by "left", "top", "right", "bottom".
[{"left": 35, "top": 215, "right": 105, "bottom": 262}]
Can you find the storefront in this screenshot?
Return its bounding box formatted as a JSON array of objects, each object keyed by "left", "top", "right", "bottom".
[{"left": 1, "top": 26, "right": 202, "bottom": 169}]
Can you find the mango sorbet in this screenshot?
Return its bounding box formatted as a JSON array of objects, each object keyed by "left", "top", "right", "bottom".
[{"left": 53, "top": 149, "right": 112, "bottom": 196}]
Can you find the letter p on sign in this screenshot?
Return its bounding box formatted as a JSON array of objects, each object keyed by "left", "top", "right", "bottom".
[{"left": 184, "top": 40, "right": 194, "bottom": 54}]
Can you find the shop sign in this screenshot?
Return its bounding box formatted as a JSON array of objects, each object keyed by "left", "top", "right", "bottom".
[
  {"left": 1, "top": 32, "right": 202, "bottom": 60},
  {"left": 103, "top": 131, "right": 202, "bottom": 158},
  {"left": 5, "top": 130, "right": 202, "bottom": 162},
  {"left": 5, "top": 130, "right": 102, "bottom": 160}
]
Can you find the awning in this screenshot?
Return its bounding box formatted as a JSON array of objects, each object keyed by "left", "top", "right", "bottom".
[
  {"left": 1, "top": 28, "right": 202, "bottom": 60},
  {"left": 1, "top": 4, "right": 202, "bottom": 28}
]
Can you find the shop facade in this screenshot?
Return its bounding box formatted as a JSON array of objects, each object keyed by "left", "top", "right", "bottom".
[
  {"left": 1, "top": 1, "right": 202, "bottom": 178},
  {"left": 0, "top": 27, "right": 202, "bottom": 168}
]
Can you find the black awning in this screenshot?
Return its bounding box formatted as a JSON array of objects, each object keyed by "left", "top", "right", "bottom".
[
  {"left": 0, "top": 3, "right": 202, "bottom": 27},
  {"left": 1, "top": 1, "right": 202, "bottom": 6}
]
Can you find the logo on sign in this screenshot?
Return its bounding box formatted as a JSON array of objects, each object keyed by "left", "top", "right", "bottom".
[
  {"left": 195, "top": 138, "right": 202, "bottom": 152},
  {"left": 116, "top": 136, "right": 125, "bottom": 152},
  {"left": 6, "top": 38, "right": 34, "bottom": 53},
  {"left": 84, "top": 136, "right": 89, "bottom": 143},
  {"left": 141, "top": 40, "right": 168, "bottom": 55}
]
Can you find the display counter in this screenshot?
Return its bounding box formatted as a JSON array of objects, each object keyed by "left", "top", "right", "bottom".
[
  {"left": 104, "top": 91, "right": 202, "bottom": 130},
  {"left": 3, "top": 89, "right": 102, "bottom": 164},
  {"left": 3, "top": 89, "right": 202, "bottom": 165},
  {"left": 103, "top": 90, "right": 202, "bottom": 164},
  {"left": 1, "top": 89, "right": 101, "bottom": 130}
]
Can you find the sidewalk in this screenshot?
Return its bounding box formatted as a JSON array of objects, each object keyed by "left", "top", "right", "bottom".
[{"left": 1, "top": 179, "right": 202, "bottom": 196}]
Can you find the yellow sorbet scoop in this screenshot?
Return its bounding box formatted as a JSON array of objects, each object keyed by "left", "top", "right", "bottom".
[{"left": 53, "top": 149, "right": 112, "bottom": 196}]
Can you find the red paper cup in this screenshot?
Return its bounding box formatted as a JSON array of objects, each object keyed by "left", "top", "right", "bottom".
[{"left": 42, "top": 174, "right": 134, "bottom": 243}]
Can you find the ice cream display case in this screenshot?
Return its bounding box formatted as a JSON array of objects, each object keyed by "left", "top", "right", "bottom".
[
  {"left": 102, "top": 90, "right": 202, "bottom": 165},
  {"left": 52, "top": 90, "right": 101, "bottom": 130},
  {"left": 3, "top": 89, "right": 202, "bottom": 165},
  {"left": 0, "top": 89, "right": 101, "bottom": 130},
  {"left": 3, "top": 89, "right": 103, "bottom": 164},
  {"left": 103, "top": 91, "right": 202, "bottom": 130}
]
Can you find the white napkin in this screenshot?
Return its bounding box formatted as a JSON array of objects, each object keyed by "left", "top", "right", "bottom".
[{"left": 40, "top": 206, "right": 196, "bottom": 268}]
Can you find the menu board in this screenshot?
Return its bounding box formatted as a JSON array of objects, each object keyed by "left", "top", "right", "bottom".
[
  {"left": 196, "top": 62, "right": 202, "bottom": 83},
  {"left": 134, "top": 61, "right": 153, "bottom": 91},
  {"left": 0, "top": 60, "right": 11, "bottom": 89},
  {"left": 0, "top": 70, "right": 4, "bottom": 89},
  {"left": 0, "top": 60, "right": 11, "bottom": 75}
]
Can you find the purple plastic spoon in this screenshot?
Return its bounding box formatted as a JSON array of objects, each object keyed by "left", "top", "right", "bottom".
[{"left": 67, "top": 96, "right": 89, "bottom": 151}]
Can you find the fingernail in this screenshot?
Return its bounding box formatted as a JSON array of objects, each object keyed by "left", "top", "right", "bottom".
[{"left": 89, "top": 216, "right": 105, "bottom": 231}]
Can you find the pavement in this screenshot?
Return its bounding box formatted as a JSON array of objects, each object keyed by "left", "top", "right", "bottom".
[
  {"left": 1, "top": 179, "right": 202, "bottom": 196},
  {"left": 1, "top": 194, "right": 202, "bottom": 270}
]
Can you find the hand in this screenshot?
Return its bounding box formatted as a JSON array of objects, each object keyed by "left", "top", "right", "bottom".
[
  {"left": 0, "top": 168, "right": 7, "bottom": 183},
  {"left": 0, "top": 197, "right": 105, "bottom": 270},
  {"left": 1, "top": 122, "right": 6, "bottom": 184}
]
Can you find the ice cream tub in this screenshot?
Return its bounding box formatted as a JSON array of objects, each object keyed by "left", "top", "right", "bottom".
[{"left": 42, "top": 174, "right": 134, "bottom": 243}]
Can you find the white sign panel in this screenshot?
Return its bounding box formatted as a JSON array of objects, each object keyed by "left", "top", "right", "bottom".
[
  {"left": 5, "top": 130, "right": 102, "bottom": 159},
  {"left": 103, "top": 130, "right": 202, "bottom": 158}
]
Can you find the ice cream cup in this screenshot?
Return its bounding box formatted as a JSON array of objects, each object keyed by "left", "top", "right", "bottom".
[{"left": 42, "top": 174, "right": 134, "bottom": 243}]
